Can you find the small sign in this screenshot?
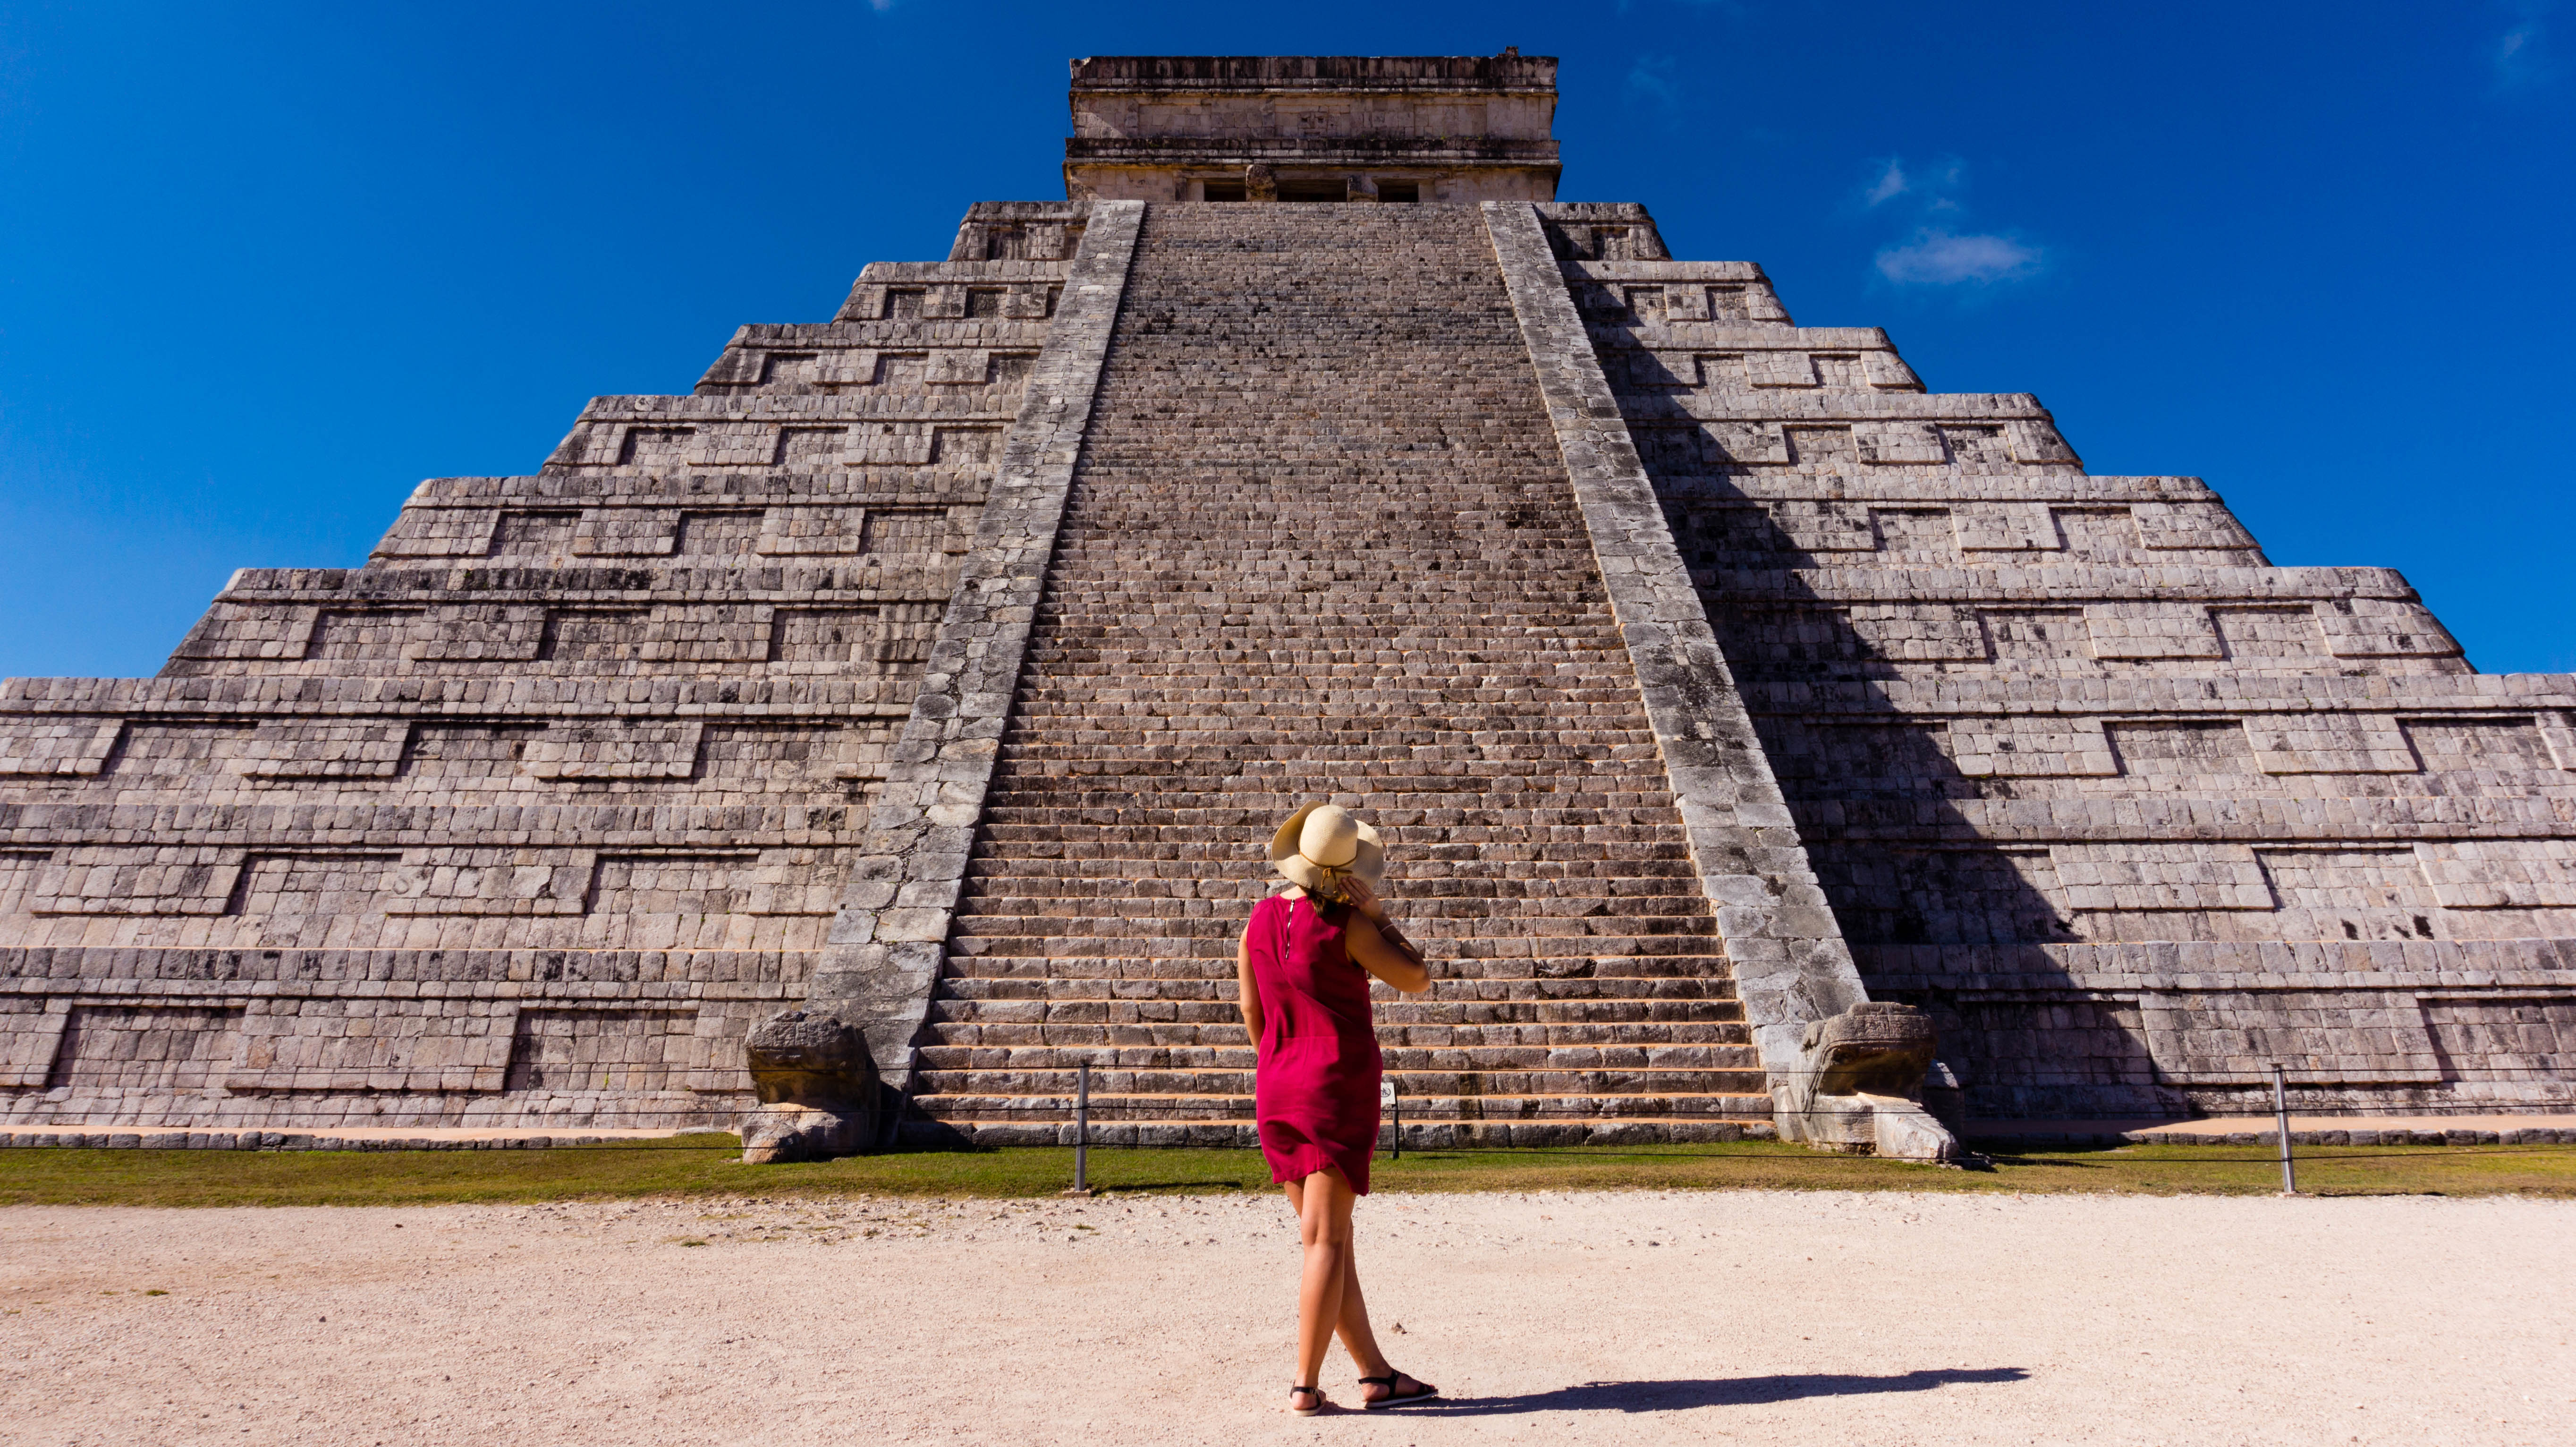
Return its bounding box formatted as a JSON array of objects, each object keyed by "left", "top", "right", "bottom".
[{"left": 1381, "top": 1081, "right": 1396, "bottom": 1106}]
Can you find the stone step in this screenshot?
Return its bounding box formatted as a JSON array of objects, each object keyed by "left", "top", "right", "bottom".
[
  {"left": 913, "top": 1090, "right": 1774, "bottom": 1124},
  {"left": 926, "top": 201, "right": 1734, "bottom": 1130},
  {"left": 920, "top": 1019, "right": 1748, "bottom": 1048},
  {"left": 915, "top": 1119, "right": 1774, "bottom": 1148},
  {"left": 941, "top": 936, "right": 1725, "bottom": 963},
  {"left": 932, "top": 976, "right": 1735, "bottom": 1004},
  {"left": 924, "top": 993, "right": 1743, "bottom": 1023},
  {"left": 956, "top": 876, "right": 1703, "bottom": 901},
  {"left": 919, "top": 1063, "right": 1763, "bottom": 1096},
  {"left": 917, "top": 1039, "right": 1756, "bottom": 1070}
]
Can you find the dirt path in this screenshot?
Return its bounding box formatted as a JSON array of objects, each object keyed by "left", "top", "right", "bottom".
[{"left": 3, "top": 1191, "right": 2569, "bottom": 1446}]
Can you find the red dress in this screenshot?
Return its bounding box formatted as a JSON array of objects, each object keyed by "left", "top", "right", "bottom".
[{"left": 1247, "top": 892, "right": 1383, "bottom": 1194}]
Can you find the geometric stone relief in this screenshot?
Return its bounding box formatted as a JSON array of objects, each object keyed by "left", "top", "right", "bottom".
[
  {"left": 491, "top": 511, "right": 579, "bottom": 554},
  {"left": 0, "top": 717, "right": 124, "bottom": 776},
  {"left": 550, "top": 419, "right": 1009, "bottom": 471},
  {"left": 2415, "top": 840, "right": 2576, "bottom": 909},
  {"left": 41, "top": 1005, "right": 245, "bottom": 1092},
  {"left": 1744, "top": 351, "right": 1817, "bottom": 388},
  {"left": 2137, "top": 991, "right": 2443, "bottom": 1086},
  {"left": 1910, "top": 995, "right": 2164, "bottom": 1118},
  {"left": 166, "top": 603, "right": 937, "bottom": 673},
  {"left": 308, "top": 610, "right": 432, "bottom": 661},
  {"left": 1844, "top": 419, "right": 1937, "bottom": 458},
  {"left": 2241, "top": 713, "right": 2417, "bottom": 774},
  {"left": 2544, "top": 713, "right": 2576, "bottom": 770},
  {"left": 2105, "top": 720, "right": 2260, "bottom": 779},
  {"left": 373, "top": 506, "right": 502, "bottom": 559},
  {"left": 1869, "top": 509, "right": 1956, "bottom": 553},
  {"left": 502, "top": 1007, "right": 701, "bottom": 1093},
  {"left": 25, "top": 717, "right": 886, "bottom": 792},
  {"left": 1705, "top": 421, "right": 1791, "bottom": 465},
  {"left": 170, "top": 604, "right": 322, "bottom": 661},
  {"left": 29, "top": 847, "right": 243, "bottom": 916},
  {"left": 2211, "top": 606, "right": 2327, "bottom": 659},
  {"left": 1818, "top": 847, "right": 2069, "bottom": 945},
  {"left": 518, "top": 722, "right": 705, "bottom": 780},
  {"left": 1720, "top": 602, "right": 2462, "bottom": 675},
  {"left": 234, "top": 720, "right": 412, "bottom": 779},
  {"left": 2421, "top": 998, "right": 2576, "bottom": 1080},
  {"left": 2050, "top": 508, "right": 2139, "bottom": 558},
  {"left": 1942, "top": 715, "right": 2118, "bottom": 778},
  {"left": 2085, "top": 604, "right": 2225, "bottom": 660},
  {"left": 0, "top": 999, "right": 72, "bottom": 1089},
  {"left": 229, "top": 999, "right": 520, "bottom": 1094},
  {"left": 2401, "top": 717, "right": 2562, "bottom": 773},
  {"left": 380, "top": 849, "right": 597, "bottom": 917},
  {"left": 2050, "top": 842, "right": 2274, "bottom": 912},
  {"left": 2315, "top": 598, "right": 2461, "bottom": 658},
  {"left": 1982, "top": 609, "right": 2093, "bottom": 660},
  {"left": 2255, "top": 847, "right": 2444, "bottom": 941},
  {"left": 2133, "top": 501, "right": 2256, "bottom": 551},
  {"left": 233, "top": 853, "right": 406, "bottom": 926},
  {"left": 755, "top": 506, "right": 872, "bottom": 555},
  {"left": 0, "top": 846, "right": 863, "bottom": 921},
  {"left": 1785, "top": 426, "right": 1855, "bottom": 466},
  {"left": 572, "top": 509, "right": 683, "bottom": 556},
  {"left": 1762, "top": 501, "right": 1877, "bottom": 552},
  {"left": 1850, "top": 605, "right": 1991, "bottom": 661},
  {"left": 1939, "top": 425, "right": 2011, "bottom": 465},
  {"left": 2005, "top": 419, "right": 2081, "bottom": 466},
  {"left": 1952, "top": 502, "right": 2060, "bottom": 551}
]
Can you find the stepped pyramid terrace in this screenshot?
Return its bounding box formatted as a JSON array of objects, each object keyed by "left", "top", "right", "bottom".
[{"left": 4, "top": 53, "right": 2572, "bottom": 1156}]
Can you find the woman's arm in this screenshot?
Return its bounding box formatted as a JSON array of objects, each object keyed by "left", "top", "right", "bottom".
[
  {"left": 1236, "top": 923, "right": 1264, "bottom": 1046},
  {"left": 1337, "top": 877, "right": 1432, "bottom": 995}
]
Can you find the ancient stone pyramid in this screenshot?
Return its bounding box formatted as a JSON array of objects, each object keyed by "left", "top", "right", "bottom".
[{"left": 5, "top": 54, "right": 2569, "bottom": 1145}]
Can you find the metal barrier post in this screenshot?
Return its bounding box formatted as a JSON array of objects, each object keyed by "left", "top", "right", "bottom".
[
  {"left": 1063, "top": 1060, "right": 1094, "bottom": 1197},
  {"left": 2271, "top": 1062, "right": 2297, "bottom": 1196}
]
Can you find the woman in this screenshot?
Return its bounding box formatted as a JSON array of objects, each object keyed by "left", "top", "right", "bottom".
[{"left": 1237, "top": 802, "right": 1440, "bottom": 1415}]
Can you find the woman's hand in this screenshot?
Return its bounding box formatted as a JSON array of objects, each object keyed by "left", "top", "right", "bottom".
[{"left": 1337, "top": 874, "right": 1390, "bottom": 926}]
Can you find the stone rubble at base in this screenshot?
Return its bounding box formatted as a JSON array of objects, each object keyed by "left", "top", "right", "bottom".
[{"left": 0, "top": 54, "right": 2569, "bottom": 1153}]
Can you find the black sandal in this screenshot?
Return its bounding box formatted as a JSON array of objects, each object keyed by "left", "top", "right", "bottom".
[
  {"left": 1289, "top": 1384, "right": 1328, "bottom": 1416},
  {"left": 1357, "top": 1369, "right": 1439, "bottom": 1409}
]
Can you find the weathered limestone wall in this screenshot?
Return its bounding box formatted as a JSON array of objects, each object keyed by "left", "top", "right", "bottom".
[
  {"left": 1559, "top": 201, "right": 2576, "bottom": 1118},
  {"left": 0, "top": 203, "right": 1096, "bottom": 1130}
]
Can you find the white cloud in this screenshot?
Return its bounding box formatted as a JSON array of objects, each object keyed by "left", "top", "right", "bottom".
[
  {"left": 1875, "top": 230, "right": 2043, "bottom": 286},
  {"left": 1625, "top": 55, "right": 1680, "bottom": 111},
  {"left": 2494, "top": 4, "right": 2558, "bottom": 90},
  {"left": 1864, "top": 159, "right": 1909, "bottom": 207}
]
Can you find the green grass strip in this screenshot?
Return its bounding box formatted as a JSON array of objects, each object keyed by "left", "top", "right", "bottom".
[{"left": 4, "top": 1137, "right": 2574, "bottom": 1208}]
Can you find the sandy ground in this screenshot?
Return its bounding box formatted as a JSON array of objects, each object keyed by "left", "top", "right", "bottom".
[{"left": 3, "top": 1191, "right": 2571, "bottom": 1447}]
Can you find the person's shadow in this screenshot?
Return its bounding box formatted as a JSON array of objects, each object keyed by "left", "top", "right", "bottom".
[{"left": 1389, "top": 1367, "right": 2028, "bottom": 1415}]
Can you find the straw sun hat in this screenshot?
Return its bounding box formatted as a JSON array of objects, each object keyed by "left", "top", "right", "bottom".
[{"left": 1269, "top": 802, "right": 1385, "bottom": 896}]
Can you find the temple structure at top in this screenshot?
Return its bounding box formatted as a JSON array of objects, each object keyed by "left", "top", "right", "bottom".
[
  {"left": 3, "top": 54, "right": 2569, "bottom": 1157},
  {"left": 1062, "top": 52, "right": 1561, "bottom": 203}
]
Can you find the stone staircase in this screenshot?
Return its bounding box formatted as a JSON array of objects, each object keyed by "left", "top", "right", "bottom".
[{"left": 910, "top": 203, "right": 1767, "bottom": 1144}]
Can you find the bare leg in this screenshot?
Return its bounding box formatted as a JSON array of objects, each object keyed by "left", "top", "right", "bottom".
[
  {"left": 1335, "top": 1245, "right": 1432, "bottom": 1404},
  {"left": 1334, "top": 1240, "right": 1389, "bottom": 1376},
  {"left": 1283, "top": 1167, "right": 1357, "bottom": 1409}
]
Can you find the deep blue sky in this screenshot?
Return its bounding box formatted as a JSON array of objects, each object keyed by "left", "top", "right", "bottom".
[{"left": 2, "top": 2, "right": 2569, "bottom": 677}]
